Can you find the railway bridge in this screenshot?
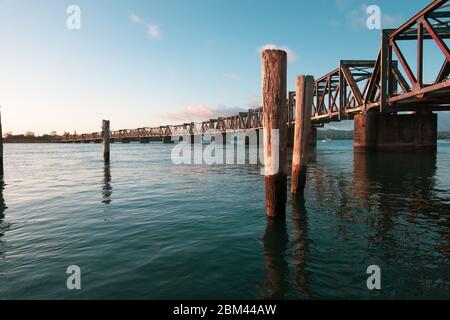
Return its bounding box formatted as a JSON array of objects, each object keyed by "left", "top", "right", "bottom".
[{"left": 61, "top": 0, "right": 450, "bottom": 151}]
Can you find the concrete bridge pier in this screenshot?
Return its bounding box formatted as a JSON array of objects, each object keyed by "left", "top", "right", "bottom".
[
  {"left": 354, "top": 111, "right": 437, "bottom": 152},
  {"left": 140, "top": 137, "right": 150, "bottom": 143}
]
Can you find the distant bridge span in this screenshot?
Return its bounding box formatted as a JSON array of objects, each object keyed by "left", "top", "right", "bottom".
[{"left": 62, "top": 0, "right": 450, "bottom": 143}]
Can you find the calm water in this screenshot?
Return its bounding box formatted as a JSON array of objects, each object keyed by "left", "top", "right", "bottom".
[{"left": 0, "top": 141, "right": 449, "bottom": 299}]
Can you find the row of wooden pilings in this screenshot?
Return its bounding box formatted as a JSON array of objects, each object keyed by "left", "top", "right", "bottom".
[
  {"left": 99, "top": 49, "right": 312, "bottom": 220},
  {"left": 262, "top": 49, "right": 314, "bottom": 219}
]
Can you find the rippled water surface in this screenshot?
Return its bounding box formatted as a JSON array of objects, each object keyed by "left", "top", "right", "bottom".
[{"left": 0, "top": 141, "right": 449, "bottom": 299}]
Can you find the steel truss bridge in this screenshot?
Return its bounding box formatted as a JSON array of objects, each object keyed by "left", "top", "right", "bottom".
[{"left": 62, "top": 0, "right": 450, "bottom": 143}]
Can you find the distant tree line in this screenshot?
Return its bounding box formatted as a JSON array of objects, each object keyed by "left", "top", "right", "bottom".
[{"left": 3, "top": 131, "right": 62, "bottom": 143}]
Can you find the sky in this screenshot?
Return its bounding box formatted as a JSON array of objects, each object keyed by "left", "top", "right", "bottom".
[{"left": 0, "top": 0, "right": 447, "bottom": 135}]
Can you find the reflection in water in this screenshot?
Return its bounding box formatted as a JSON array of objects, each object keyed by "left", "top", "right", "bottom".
[
  {"left": 2, "top": 142, "right": 450, "bottom": 299},
  {"left": 353, "top": 152, "right": 441, "bottom": 245},
  {"left": 291, "top": 196, "right": 310, "bottom": 299},
  {"left": 102, "top": 164, "right": 112, "bottom": 204},
  {"left": 259, "top": 196, "right": 310, "bottom": 299},
  {"left": 0, "top": 175, "right": 8, "bottom": 259},
  {"left": 259, "top": 218, "right": 289, "bottom": 299},
  {"left": 0, "top": 176, "right": 6, "bottom": 218},
  {"left": 353, "top": 151, "right": 450, "bottom": 294}
]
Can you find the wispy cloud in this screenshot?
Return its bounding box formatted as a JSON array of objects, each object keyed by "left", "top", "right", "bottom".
[
  {"left": 148, "top": 25, "right": 161, "bottom": 38},
  {"left": 129, "top": 13, "right": 161, "bottom": 39},
  {"left": 224, "top": 73, "right": 239, "bottom": 80},
  {"left": 160, "top": 105, "right": 247, "bottom": 123},
  {"left": 257, "top": 44, "right": 296, "bottom": 62},
  {"left": 129, "top": 13, "right": 143, "bottom": 25}
]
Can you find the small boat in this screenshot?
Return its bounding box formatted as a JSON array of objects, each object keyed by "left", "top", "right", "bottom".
[{"left": 321, "top": 136, "right": 331, "bottom": 143}]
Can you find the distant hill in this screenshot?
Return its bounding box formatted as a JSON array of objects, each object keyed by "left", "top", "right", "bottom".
[{"left": 317, "top": 129, "right": 354, "bottom": 140}]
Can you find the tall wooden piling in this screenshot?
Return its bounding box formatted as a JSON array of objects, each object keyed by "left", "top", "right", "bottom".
[
  {"left": 262, "top": 49, "right": 287, "bottom": 218},
  {"left": 0, "top": 111, "right": 3, "bottom": 176},
  {"left": 102, "top": 120, "right": 110, "bottom": 163},
  {"left": 291, "top": 76, "right": 314, "bottom": 194}
]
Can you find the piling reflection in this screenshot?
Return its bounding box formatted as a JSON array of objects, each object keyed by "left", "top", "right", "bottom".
[
  {"left": 102, "top": 164, "right": 112, "bottom": 204},
  {"left": 0, "top": 176, "right": 6, "bottom": 218},
  {"left": 291, "top": 196, "right": 310, "bottom": 298},
  {"left": 0, "top": 175, "right": 8, "bottom": 258},
  {"left": 259, "top": 218, "right": 289, "bottom": 299}
]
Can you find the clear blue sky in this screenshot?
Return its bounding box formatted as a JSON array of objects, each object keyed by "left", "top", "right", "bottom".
[{"left": 0, "top": 0, "right": 438, "bottom": 134}]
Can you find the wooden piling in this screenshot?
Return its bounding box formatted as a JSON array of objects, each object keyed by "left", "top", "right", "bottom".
[
  {"left": 262, "top": 49, "right": 287, "bottom": 218},
  {"left": 0, "top": 111, "right": 3, "bottom": 176},
  {"left": 102, "top": 120, "right": 110, "bottom": 163},
  {"left": 291, "top": 76, "right": 314, "bottom": 194}
]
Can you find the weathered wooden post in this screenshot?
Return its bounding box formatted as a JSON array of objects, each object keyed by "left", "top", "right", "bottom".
[
  {"left": 291, "top": 75, "right": 314, "bottom": 194},
  {"left": 0, "top": 110, "right": 3, "bottom": 176},
  {"left": 262, "top": 49, "right": 287, "bottom": 218},
  {"left": 102, "top": 120, "right": 110, "bottom": 163}
]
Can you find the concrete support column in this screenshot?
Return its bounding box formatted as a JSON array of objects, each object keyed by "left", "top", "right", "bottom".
[
  {"left": 354, "top": 111, "right": 377, "bottom": 151},
  {"left": 354, "top": 111, "right": 437, "bottom": 152}
]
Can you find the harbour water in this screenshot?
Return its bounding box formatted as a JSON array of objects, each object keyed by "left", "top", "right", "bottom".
[{"left": 0, "top": 141, "right": 449, "bottom": 299}]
